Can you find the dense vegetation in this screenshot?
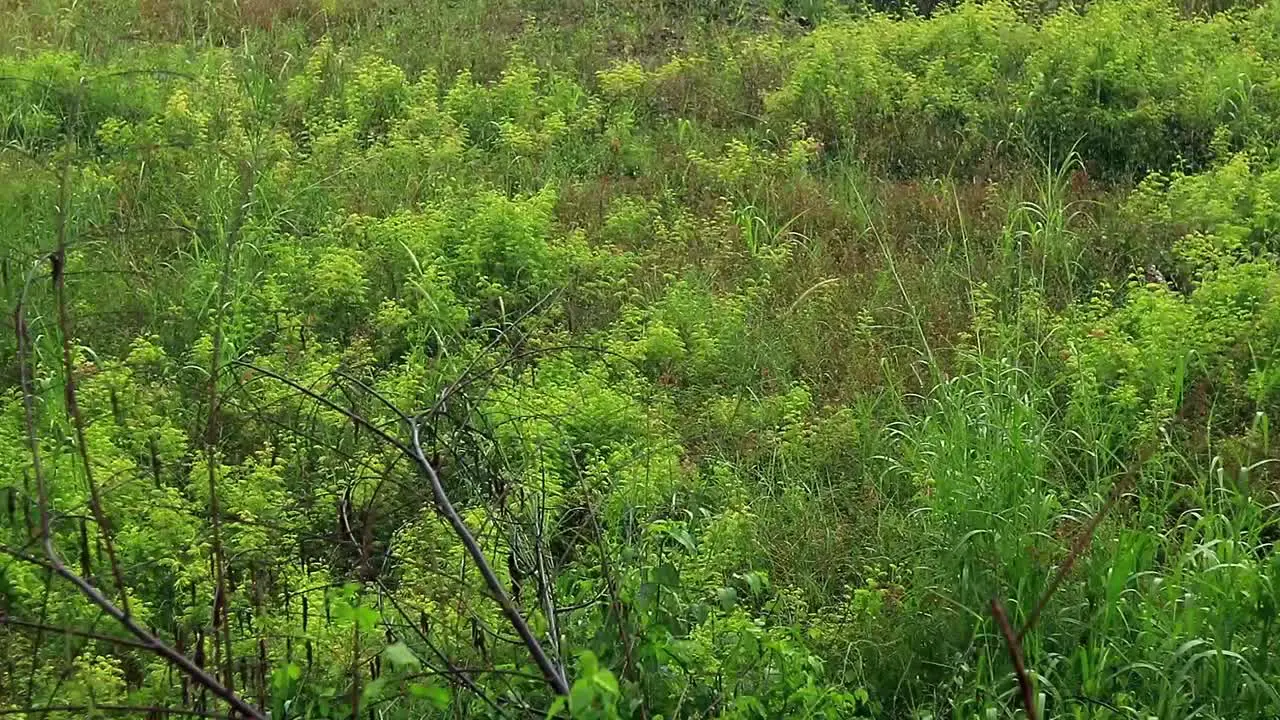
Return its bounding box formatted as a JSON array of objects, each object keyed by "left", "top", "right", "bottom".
[{"left": 4, "top": 0, "right": 1280, "bottom": 717}]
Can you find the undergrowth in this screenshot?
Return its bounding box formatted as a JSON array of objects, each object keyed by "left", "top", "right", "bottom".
[{"left": 3, "top": 1, "right": 1280, "bottom": 719}]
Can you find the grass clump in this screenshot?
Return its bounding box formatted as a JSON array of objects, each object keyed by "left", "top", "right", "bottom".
[{"left": 4, "top": 1, "right": 1280, "bottom": 719}]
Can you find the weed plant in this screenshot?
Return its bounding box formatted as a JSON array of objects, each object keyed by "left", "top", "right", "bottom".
[{"left": 3, "top": 1, "right": 1280, "bottom": 719}]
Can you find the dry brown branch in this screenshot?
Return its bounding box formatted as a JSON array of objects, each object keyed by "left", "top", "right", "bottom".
[
  {"left": 991, "top": 597, "right": 1037, "bottom": 720},
  {"left": 0, "top": 542, "right": 265, "bottom": 720},
  {"left": 52, "top": 180, "right": 131, "bottom": 616},
  {"left": 237, "top": 360, "right": 570, "bottom": 695},
  {"left": 1018, "top": 470, "right": 1137, "bottom": 642},
  {"left": 407, "top": 419, "right": 569, "bottom": 695},
  {"left": 991, "top": 451, "right": 1149, "bottom": 720},
  {"left": 12, "top": 290, "right": 265, "bottom": 720}
]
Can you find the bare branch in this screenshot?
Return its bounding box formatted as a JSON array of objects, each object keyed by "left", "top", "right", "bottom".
[
  {"left": 0, "top": 705, "right": 230, "bottom": 718},
  {"left": 51, "top": 158, "right": 131, "bottom": 615},
  {"left": 990, "top": 450, "right": 1151, "bottom": 720},
  {"left": 203, "top": 158, "right": 256, "bottom": 693},
  {"left": 231, "top": 361, "right": 411, "bottom": 455},
  {"left": 0, "top": 544, "right": 265, "bottom": 720},
  {"left": 408, "top": 420, "right": 569, "bottom": 695},
  {"left": 374, "top": 584, "right": 511, "bottom": 718},
  {"left": 15, "top": 299, "right": 52, "bottom": 555},
  {"left": 0, "top": 615, "right": 152, "bottom": 649},
  {"left": 11, "top": 297, "right": 266, "bottom": 720},
  {"left": 1018, "top": 455, "right": 1146, "bottom": 641},
  {"left": 991, "top": 598, "right": 1037, "bottom": 720}
]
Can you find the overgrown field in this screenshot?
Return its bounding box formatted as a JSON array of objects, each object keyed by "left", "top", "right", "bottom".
[{"left": 4, "top": 0, "right": 1280, "bottom": 717}]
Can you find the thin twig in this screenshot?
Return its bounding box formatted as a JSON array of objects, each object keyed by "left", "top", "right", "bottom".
[
  {"left": 374, "top": 584, "right": 511, "bottom": 718},
  {"left": 52, "top": 184, "right": 131, "bottom": 615},
  {"left": 0, "top": 705, "right": 229, "bottom": 718},
  {"left": 203, "top": 158, "right": 255, "bottom": 692},
  {"left": 1018, "top": 462, "right": 1143, "bottom": 642},
  {"left": 991, "top": 597, "right": 1037, "bottom": 720},
  {"left": 10, "top": 301, "right": 266, "bottom": 720},
  {"left": 408, "top": 420, "right": 569, "bottom": 695},
  {"left": 0, "top": 616, "right": 152, "bottom": 649},
  {"left": 0, "top": 544, "right": 265, "bottom": 719},
  {"left": 990, "top": 452, "right": 1150, "bottom": 720},
  {"left": 15, "top": 302, "right": 52, "bottom": 558},
  {"left": 230, "top": 362, "right": 410, "bottom": 455},
  {"left": 533, "top": 471, "right": 563, "bottom": 673}
]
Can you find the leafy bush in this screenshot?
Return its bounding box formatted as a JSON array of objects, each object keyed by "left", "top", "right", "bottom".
[
  {"left": 9, "top": 2, "right": 1280, "bottom": 719},
  {"left": 769, "top": 0, "right": 1280, "bottom": 177}
]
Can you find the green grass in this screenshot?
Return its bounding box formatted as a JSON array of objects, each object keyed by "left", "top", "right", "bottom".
[{"left": 3, "top": 1, "right": 1280, "bottom": 719}]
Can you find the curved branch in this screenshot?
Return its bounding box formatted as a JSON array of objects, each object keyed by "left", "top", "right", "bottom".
[
  {"left": 0, "top": 545, "right": 266, "bottom": 720},
  {"left": 231, "top": 361, "right": 411, "bottom": 455},
  {"left": 11, "top": 296, "right": 266, "bottom": 720},
  {"left": 408, "top": 421, "right": 569, "bottom": 695}
]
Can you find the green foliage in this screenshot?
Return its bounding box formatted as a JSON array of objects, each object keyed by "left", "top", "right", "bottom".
[
  {"left": 770, "top": 0, "right": 1280, "bottom": 177},
  {"left": 6, "top": 1, "right": 1280, "bottom": 719}
]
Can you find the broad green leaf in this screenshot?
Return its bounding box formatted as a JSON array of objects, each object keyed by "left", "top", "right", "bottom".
[
  {"left": 668, "top": 527, "right": 696, "bottom": 554},
  {"left": 409, "top": 683, "right": 451, "bottom": 709},
  {"left": 382, "top": 641, "right": 421, "bottom": 669},
  {"left": 569, "top": 678, "right": 596, "bottom": 716},
  {"left": 593, "top": 668, "right": 619, "bottom": 695},
  {"left": 739, "top": 571, "right": 766, "bottom": 596},
  {"left": 353, "top": 605, "right": 380, "bottom": 631},
  {"left": 360, "top": 677, "right": 388, "bottom": 707},
  {"left": 653, "top": 562, "right": 680, "bottom": 588}
]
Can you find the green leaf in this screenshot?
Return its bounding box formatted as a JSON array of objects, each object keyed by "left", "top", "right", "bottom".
[
  {"left": 360, "top": 677, "right": 388, "bottom": 707},
  {"left": 579, "top": 650, "right": 600, "bottom": 676},
  {"left": 690, "top": 602, "right": 710, "bottom": 623},
  {"left": 353, "top": 605, "right": 380, "bottom": 631},
  {"left": 382, "top": 641, "right": 421, "bottom": 669},
  {"left": 409, "top": 683, "right": 451, "bottom": 709},
  {"left": 270, "top": 663, "right": 301, "bottom": 694},
  {"left": 739, "top": 571, "right": 766, "bottom": 596},
  {"left": 593, "top": 668, "right": 619, "bottom": 695},
  {"left": 653, "top": 562, "right": 680, "bottom": 588},
  {"left": 569, "top": 678, "right": 596, "bottom": 716},
  {"left": 717, "top": 586, "right": 738, "bottom": 611},
  {"left": 668, "top": 527, "right": 696, "bottom": 554}
]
